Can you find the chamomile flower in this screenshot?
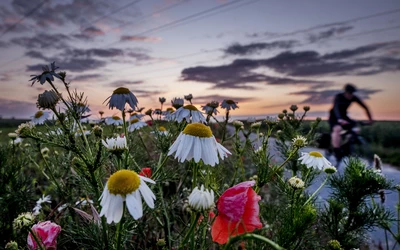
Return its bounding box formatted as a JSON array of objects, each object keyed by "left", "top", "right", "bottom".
[
  {"left": 75, "top": 129, "right": 91, "bottom": 137},
  {"left": 75, "top": 197, "right": 94, "bottom": 207},
  {"left": 31, "top": 111, "right": 50, "bottom": 125},
  {"left": 220, "top": 99, "right": 239, "bottom": 111},
  {"left": 33, "top": 195, "right": 51, "bottom": 215},
  {"left": 171, "top": 97, "right": 184, "bottom": 109},
  {"left": 168, "top": 123, "right": 231, "bottom": 166},
  {"left": 171, "top": 105, "right": 206, "bottom": 123},
  {"left": 201, "top": 101, "right": 219, "bottom": 115},
  {"left": 292, "top": 135, "right": 307, "bottom": 148},
  {"left": 102, "top": 135, "right": 127, "bottom": 152},
  {"left": 298, "top": 151, "right": 332, "bottom": 170},
  {"left": 37, "top": 89, "right": 60, "bottom": 109},
  {"left": 130, "top": 112, "right": 145, "bottom": 120},
  {"left": 29, "top": 62, "right": 61, "bottom": 86},
  {"left": 323, "top": 166, "right": 337, "bottom": 174},
  {"left": 163, "top": 108, "right": 175, "bottom": 121},
  {"left": 100, "top": 169, "right": 156, "bottom": 223},
  {"left": 288, "top": 176, "right": 305, "bottom": 189},
  {"left": 232, "top": 120, "right": 244, "bottom": 130},
  {"left": 128, "top": 118, "right": 147, "bottom": 132},
  {"left": 105, "top": 116, "right": 123, "bottom": 126},
  {"left": 156, "top": 126, "right": 169, "bottom": 136},
  {"left": 188, "top": 185, "right": 215, "bottom": 212},
  {"left": 104, "top": 87, "right": 138, "bottom": 111}
]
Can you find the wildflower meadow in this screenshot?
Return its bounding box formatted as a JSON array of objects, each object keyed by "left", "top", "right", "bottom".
[{"left": 1, "top": 62, "right": 399, "bottom": 250}]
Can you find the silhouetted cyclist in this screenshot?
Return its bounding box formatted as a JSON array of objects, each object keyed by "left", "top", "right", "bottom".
[{"left": 329, "top": 83, "right": 373, "bottom": 162}]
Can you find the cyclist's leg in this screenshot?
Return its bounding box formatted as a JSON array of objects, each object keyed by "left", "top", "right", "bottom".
[{"left": 331, "top": 124, "right": 343, "bottom": 162}]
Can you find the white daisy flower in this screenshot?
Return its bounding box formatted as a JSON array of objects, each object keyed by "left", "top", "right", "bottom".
[
  {"left": 292, "top": 135, "right": 308, "bottom": 148},
  {"left": 154, "top": 126, "right": 168, "bottom": 136},
  {"left": 75, "top": 129, "right": 91, "bottom": 137},
  {"left": 33, "top": 195, "right": 51, "bottom": 215},
  {"left": 201, "top": 101, "right": 219, "bottom": 115},
  {"left": 105, "top": 115, "right": 123, "bottom": 126},
  {"left": 102, "top": 135, "right": 127, "bottom": 152},
  {"left": 168, "top": 123, "right": 231, "bottom": 166},
  {"left": 250, "top": 121, "right": 262, "bottom": 129},
  {"left": 171, "top": 105, "right": 206, "bottom": 123},
  {"left": 104, "top": 87, "right": 138, "bottom": 111},
  {"left": 100, "top": 169, "right": 156, "bottom": 223},
  {"left": 163, "top": 108, "right": 175, "bottom": 121},
  {"left": 130, "top": 112, "right": 145, "bottom": 120},
  {"left": 298, "top": 151, "right": 332, "bottom": 170},
  {"left": 171, "top": 97, "right": 184, "bottom": 109},
  {"left": 128, "top": 118, "right": 147, "bottom": 132},
  {"left": 10, "top": 137, "right": 23, "bottom": 145},
  {"left": 75, "top": 197, "right": 94, "bottom": 207},
  {"left": 188, "top": 185, "right": 214, "bottom": 212},
  {"left": 288, "top": 176, "right": 305, "bottom": 189},
  {"left": 31, "top": 111, "right": 50, "bottom": 125},
  {"left": 220, "top": 99, "right": 239, "bottom": 111}
]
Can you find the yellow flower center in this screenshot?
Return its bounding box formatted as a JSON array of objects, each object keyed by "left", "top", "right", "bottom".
[
  {"left": 183, "top": 105, "right": 198, "bottom": 111},
  {"left": 77, "top": 102, "right": 85, "bottom": 107},
  {"left": 225, "top": 100, "right": 235, "bottom": 104},
  {"left": 130, "top": 118, "right": 139, "bottom": 124},
  {"left": 309, "top": 151, "right": 323, "bottom": 158},
  {"left": 112, "top": 116, "right": 121, "bottom": 120},
  {"left": 34, "top": 111, "right": 44, "bottom": 118},
  {"left": 158, "top": 126, "right": 166, "bottom": 132},
  {"left": 183, "top": 123, "right": 212, "bottom": 138},
  {"left": 113, "top": 87, "right": 130, "bottom": 95},
  {"left": 107, "top": 170, "right": 141, "bottom": 196}
]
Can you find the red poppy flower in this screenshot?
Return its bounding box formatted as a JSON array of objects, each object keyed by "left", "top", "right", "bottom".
[
  {"left": 211, "top": 181, "right": 262, "bottom": 244},
  {"left": 139, "top": 168, "right": 152, "bottom": 178},
  {"left": 146, "top": 120, "right": 153, "bottom": 126}
]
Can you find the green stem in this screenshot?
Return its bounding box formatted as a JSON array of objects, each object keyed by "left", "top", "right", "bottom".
[
  {"left": 223, "top": 233, "right": 285, "bottom": 250},
  {"left": 28, "top": 228, "right": 45, "bottom": 250},
  {"left": 179, "top": 213, "right": 201, "bottom": 249},
  {"left": 159, "top": 184, "right": 172, "bottom": 249},
  {"left": 303, "top": 176, "right": 329, "bottom": 207},
  {"left": 116, "top": 206, "right": 125, "bottom": 250}
]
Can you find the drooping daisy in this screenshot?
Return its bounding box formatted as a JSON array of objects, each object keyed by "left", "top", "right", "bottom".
[
  {"left": 201, "top": 101, "right": 219, "bottom": 115},
  {"left": 128, "top": 118, "right": 147, "bottom": 132},
  {"left": 29, "top": 62, "right": 62, "bottom": 86},
  {"left": 298, "top": 151, "right": 332, "bottom": 170},
  {"left": 220, "top": 99, "right": 239, "bottom": 111},
  {"left": 171, "top": 105, "right": 206, "bottom": 123},
  {"left": 171, "top": 97, "right": 184, "bottom": 109},
  {"left": 102, "top": 135, "right": 127, "bottom": 152},
  {"left": 37, "top": 89, "right": 60, "bottom": 110},
  {"left": 163, "top": 108, "right": 175, "bottom": 121},
  {"left": 105, "top": 115, "right": 123, "bottom": 126},
  {"left": 168, "top": 123, "right": 231, "bottom": 166},
  {"left": 31, "top": 111, "right": 50, "bottom": 125},
  {"left": 100, "top": 169, "right": 156, "bottom": 223},
  {"left": 188, "top": 185, "right": 215, "bottom": 212},
  {"left": 104, "top": 87, "right": 138, "bottom": 111},
  {"left": 130, "top": 112, "right": 145, "bottom": 120}
]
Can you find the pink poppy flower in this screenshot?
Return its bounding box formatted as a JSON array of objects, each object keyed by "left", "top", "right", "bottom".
[
  {"left": 211, "top": 181, "right": 262, "bottom": 244},
  {"left": 27, "top": 221, "right": 61, "bottom": 250}
]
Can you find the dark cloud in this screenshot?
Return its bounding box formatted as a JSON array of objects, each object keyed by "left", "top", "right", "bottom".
[
  {"left": 120, "top": 35, "right": 161, "bottom": 42},
  {"left": 11, "top": 33, "right": 71, "bottom": 49},
  {"left": 108, "top": 80, "right": 144, "bottom": 88},
  {"left": 70, "top": 74, "right": 104, "bottom": 81},
  {"left": 9, "top": 0, "right": 130, "bottom": 29},
  {"left": 0, "top": 98, "right": 37, "bottom": 119},
  {"left": 307, "top": 25, "right": 353, "bottom": 43},
  {"left": 73, "top": 26, "right": 105, "bottom": 40},
  {"left": 27, "top": 58, "right": 107, "bottom": 73},
  {"left": 181, "top": 41, "right": 400, "bottom": 88},
  {"left": 290, "top": 88, "right": 382, "bottom": 105},
  {"left": 181, "top": 58, "right": 330, "bottom": 89},
  {"left": 61, "top": 48, "right": 124, "bottom": 58},
  {"left": 132, "top": 89, "right": 164, "bottom": 98},
  {"left": 224, "top": 40, "right": 299, "bottom": 56},
  {"left": 191, "top": 94, "right": 254, "bottom": 105}
]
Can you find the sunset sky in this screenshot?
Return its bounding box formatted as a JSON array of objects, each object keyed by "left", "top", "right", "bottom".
[{"left": 0, "top": 0, "right": 400, "bottom": 120}]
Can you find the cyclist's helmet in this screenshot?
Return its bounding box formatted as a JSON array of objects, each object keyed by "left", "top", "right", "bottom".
[{"left": 344, "top": 83, "right": 357, "bottom": 93}]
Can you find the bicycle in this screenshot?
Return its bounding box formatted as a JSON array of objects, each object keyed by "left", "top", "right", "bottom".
[{"left": 317, "top": 121, "right": 372, "bottom": 166}]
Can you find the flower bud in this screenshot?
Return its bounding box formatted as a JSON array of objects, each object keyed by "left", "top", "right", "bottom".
[
  {"left": 290, "top": 105, "right": 298, "bottom": 112},
  {"left": 93, "top": 125, "right": 103, "bottom": 138},
  {"left": 37, "top": 90, "right": 60, "bottom": 110},
  {"left": 303, "top": 106, "right": 310, "bottom": 112}
]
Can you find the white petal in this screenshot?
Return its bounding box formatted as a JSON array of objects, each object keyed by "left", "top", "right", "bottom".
[{"left": 139, "top": 181, "right": 156, "bottom": 208}]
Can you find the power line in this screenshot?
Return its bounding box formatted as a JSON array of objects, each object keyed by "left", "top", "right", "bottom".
[
  {"left": 118, "top": 7, "right": 400, "bottom": 72},
  {"left": 0, "top": 0, "right": 49, "bottom": 39},
  {"left": 0, "top": 0, "right": 144, "bottom": 69},
  {"left": 132, "top": 24, "right": 400, "bottom": 82},
  {"left": 102, "top": 0, "right": 246, "bottom": 48}
]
